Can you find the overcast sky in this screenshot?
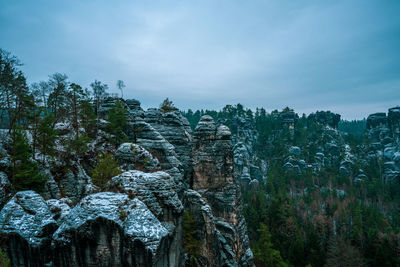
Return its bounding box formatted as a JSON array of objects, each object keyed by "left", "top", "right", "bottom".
[{"left": 1, "top": 0, "right": 399, "bottom": 119}]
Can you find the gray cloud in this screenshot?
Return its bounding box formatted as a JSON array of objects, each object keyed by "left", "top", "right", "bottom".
[{"left": 0, "top": 0, "right": 399, "bottom": 119}]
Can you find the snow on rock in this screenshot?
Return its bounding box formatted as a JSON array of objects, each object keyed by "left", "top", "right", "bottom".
[
  {"left": 115, "top": 143, "right": 161, "bottom": 172},
  {"left": 108, "top": 170, "right": 183, "bottom": 220},
  {"left": 0, "top": 172, "right": 11, "bottom": 205},
  {"left": 46, "top": 197, "right": 72, "bottom": 224},
  {"left": 52, "top": 192, "right": 169, "bottom": 252},
  {"left": 0, "top": 191, "right": 57, "bottom": 246}
]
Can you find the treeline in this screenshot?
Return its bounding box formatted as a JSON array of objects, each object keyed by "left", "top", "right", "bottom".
[{"left": 338, "top": 119, "right": 366, "bottom": 136}]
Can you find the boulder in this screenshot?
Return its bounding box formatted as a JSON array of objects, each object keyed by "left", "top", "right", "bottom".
[{"left": 0, "top": 191, "right": 57, "bottom": 266}]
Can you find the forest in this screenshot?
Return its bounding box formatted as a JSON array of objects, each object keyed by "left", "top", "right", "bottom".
[{"left": 183, "top": 106, "right": 400, "bottom": 267}]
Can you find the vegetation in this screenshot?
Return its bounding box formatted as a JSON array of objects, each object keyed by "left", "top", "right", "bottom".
[
  {"left": 253, "top": 223, "right": 288, "bottom": 267},
  {"left": 106, "top": 100, "right": 128, "bottom": 145},
  {"left": 91, "top": 152, "right": 121, "bottom": 189},
  {"left": 1, "top": 48, "right": 399, "bottom": 266},
  {"left": 11, "top": 126, "right": 47, "bottom": 192},
  {"left": 183, "top": 104, "right": 400, "bottom": 267},
  {"left": 0, "top": 249, "right": 10, "bottom": 267},
  {"left": 183, "top": 211, "right": 201, "bottom": 267},
  {"left": 1, "top": 48, "right": 131, "bottom": 196},
  {"left": 160, "top": 98, "right": 177, "bottom": 113}
]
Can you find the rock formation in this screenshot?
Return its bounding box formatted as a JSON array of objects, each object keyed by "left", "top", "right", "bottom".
[
  {"left": 365, "top": 107, "right": 400, "bottom": 182},
  {"left": 191, "top": 115, "right": 253, "bottom": 266},
  {"left": 308, "top": 111, "right": 341, "bottom": 128},
  {"left": 0, "top": 99, "right": 254, "bottom": 267}
]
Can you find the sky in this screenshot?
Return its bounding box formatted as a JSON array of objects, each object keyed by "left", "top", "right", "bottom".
[{"left": 1, "top": 0, "right": 399, "bottom": 119}]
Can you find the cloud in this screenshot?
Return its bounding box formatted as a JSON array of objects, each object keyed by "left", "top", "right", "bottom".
[{"left": 0, "top": 0, "right": 399, "bottom": 119}]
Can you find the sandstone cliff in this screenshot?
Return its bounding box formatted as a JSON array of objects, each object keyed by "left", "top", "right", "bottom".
[{"left": 0, "top": 99, "right": 254, "bottom": 267}]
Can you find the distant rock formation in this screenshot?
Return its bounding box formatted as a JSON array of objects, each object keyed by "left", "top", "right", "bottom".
[
  {"left": 308, "top": 111, "right": 341, "bottom": 129},
  {"left": 366, "top": 107, "right": 400, "bottom": 182}
]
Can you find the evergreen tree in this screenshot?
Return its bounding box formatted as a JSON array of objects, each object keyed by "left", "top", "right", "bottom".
[
  {"left": 37, "top": 112, "right": 58, "bottom": 164},
  {"left": 47, "top": 73, "right": 69, "bottom": 123},
  {"left": 106, "top": 100, "right": 127, "bottom": 145},
  {"left": 91, "top": 152, "right": 121, "bottom": 189},
  {"left": 253, "top": 223, "right": 287, "bottom": 267},
  {"left": 68, "top": 83, "right": 85, "bottom": 135},
  {"left": 11, "top": 125, "right": 46, "bottom": 191},
  {"left": 79, "top": 98, "right": 96, "bottom": 137},
  {"left": 183, "top": 211, "right": 200, "bottom": 266},
  {"left": 160, "top": 98, "right": 177, "bottom": 113},
  {"left": 0, "top": 49, "right": 35, "bottom": 133}
]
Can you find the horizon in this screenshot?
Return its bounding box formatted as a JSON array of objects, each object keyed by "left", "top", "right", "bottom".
[{"left": 1, "top": 0, "right": 399, "bottom": 120}]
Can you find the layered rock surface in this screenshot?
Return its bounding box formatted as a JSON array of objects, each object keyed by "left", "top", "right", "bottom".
[
  {"left": 0, "top": 99, "right": 254, "bottom": 267},
  {"left": 366, "top": 107, "right": 400, "bottom": 182},
  {"left": 191, "top": 115, "right": 253, "bottom": 266}
]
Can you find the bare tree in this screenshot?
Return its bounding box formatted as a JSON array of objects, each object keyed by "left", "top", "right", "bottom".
[
  {"left": 47, "top": 73, "right": 69, "bottom": 122},
  {"left": 90, "top": 80, "right": 108, "bottom": 116},
  {"left": 117, "top": 80, "right": 125, "bottom": 99}
]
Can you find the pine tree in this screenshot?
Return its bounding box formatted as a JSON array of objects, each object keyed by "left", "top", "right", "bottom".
[
  {"left": 106, "top": 100, "right": 127, "bottom": 145},
  {"left": 0, "top": 49, "right": 35, "bottom": 133},
  {"left": 37, "top": 112, "right": 58, "bottom": 164},
  {"left": 91, "top": 153, "right": 121, "bottom": 189},
  {"left": 253, "top": 223, "right": 288, "bottom": 267},
  {"left": 11, "top": 125, "right": 47, "bottom": 192},
  {"left": 79, "top": 98, "right": 96, "bottom": 137},
  {"left": 47, "top": 73, "right": 69, "bottom": 123},
  {"left": 160, "top": 98, "right": 177, "bottom": 113},
  {"left": 183, "top": 211, "right": 200, "bottom": 266}
]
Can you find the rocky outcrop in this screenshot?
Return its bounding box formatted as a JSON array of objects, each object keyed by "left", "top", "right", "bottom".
[
  {"left": 183, "top": 190, "right": 223, "bottom": 267},
  {"left": 0, "top": 191, "right": 57, "bottom": 266},
  {"left": 191, "top": 115, "right": 253, "bottom": 266},
  {"left": 108, "top": 170, "right": 183, "bottom": 223},
  {"left": 125, "top": 112, "right": 185, "bottom": 194},
  {"left": 280, "top": 110, "right": 299, "bottom": 126},
  {"left": 365, "top": 107, "right": 400, "bottom": 183},
  {"left": 0, "top": 172, "right": 11, "bottom": 206},
  {"left": 367, "top": 112, "right": 388, "bottom": 130},
  {"left": 388, "top": 107, "right": 400, "bottom": 143},
  {"left": 52, "top": 192, "right": 176, "bottom": 267},
  {"left": 0, "top": 190, "right": 182, "bottom": 266},
  {"left": 115, "top": 143, "right": 161, "bottom": 172},
  {"left": 308, "top": 111, "right": 341, "bottom": 128},
  {"left": 0, "top": 99, "right": 255, "bottom": 266},
  {"left": 144, "top": 109, "right": 193, "bottom": 183},
  {"left": 193, "top": 117, "right": 233, "bottom": 189}
]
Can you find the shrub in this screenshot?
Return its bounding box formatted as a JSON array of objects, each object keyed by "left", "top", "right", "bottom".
[
  {"left": 0, "top": 249, "right": 10, "bottom": 267},
  {"left": 160, "top": 98, "right": 177, "bottom": 113},
  {"left": 91, "top": 153, "right": 121, "bottom": 189}
]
